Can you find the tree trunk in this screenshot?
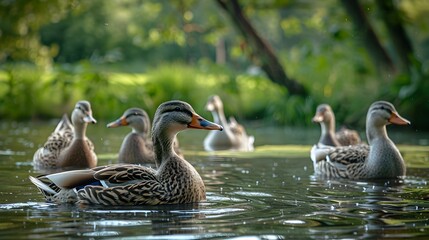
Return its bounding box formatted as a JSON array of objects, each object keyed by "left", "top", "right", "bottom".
[
  {"left": 216, "top": 37, "right": 226, "bottom": 65},
  {"left": 340, "top": 0, "right": 396, "bottom": 73},
  {"left": 215, "top": 0, "right": 307, "bottom": 96},
  {"left": 375, "top": 0, "right": 414, "bottom": 73}
]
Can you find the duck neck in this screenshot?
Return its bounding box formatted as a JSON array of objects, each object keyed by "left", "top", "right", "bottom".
[
  {"left": 366, "top": 123, "right": 388, "bottom": 144},
  {"left": 153, "top": 129, "right": 176, "bottom": 168},
  {"left": 133, "top": 118, "right": 151, "bottom": 138},
  {"left": 319, "top": 119, "right": 339, "bottom": 146},
  {"left": 322, "top": 118, "right": 336, "bottom": 136},
  {"left": 73, "top": 122, "right": 87, "bottom": 140},
  {"left": 211, "top": 107, "right": 226, "bottom": 125},
  {"left": 365, "top": 121, "right": 405, "bottom": 177},
  {"left": 132, "top": 126, "right": 149, "bottom": 139}
]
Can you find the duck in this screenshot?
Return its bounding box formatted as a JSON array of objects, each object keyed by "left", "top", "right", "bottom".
[
  {"left": 33, "top": 100, "right": 97, "bottom": 170},
  {"left": 29, "top": 100, "right": 223, "bottom": 205},
  {"left": 312, "top": 104, "right": 361, "bottom": 146},
  {"left": 107, "top": 108, "right": 155, "bottom": 164},
  {"left": 107, "top": 108, "right": 183, "bottom": 165},
  {"left": 203, "top": 95, "right": 254, "bottom": 151},
  {"left": 310, "top": 101, "right": 410, "bottom": 179}
]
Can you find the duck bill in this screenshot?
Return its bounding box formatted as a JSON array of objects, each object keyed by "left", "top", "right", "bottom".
[
  {"left": 188, "top": 113, "right": 223, "bottom": 131},
  {"left": 389, "top": 111, "right": 411, "bottom": 125},
  {"left": 107, "top": 116, "right": 128, "bottom": 128},
  {"left": 312, "top": 112, "right": 324, "bottom": 123},
  {"left": 84, "top": 114, "right": 97, "bottom": 124}
]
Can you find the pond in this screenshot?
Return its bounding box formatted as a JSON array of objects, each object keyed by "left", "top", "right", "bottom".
[{"left": 0, "top": 120, "right": 429, "bottom": 239}]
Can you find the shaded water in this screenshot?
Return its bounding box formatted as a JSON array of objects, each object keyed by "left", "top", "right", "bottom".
[{"left": 1, "top": 121, "right": 429, "bottom": 239}]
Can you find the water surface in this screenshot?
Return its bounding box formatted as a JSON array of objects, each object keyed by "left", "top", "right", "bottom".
[{"left": 0, "top": 121, "right": 428, "bottom": 239}]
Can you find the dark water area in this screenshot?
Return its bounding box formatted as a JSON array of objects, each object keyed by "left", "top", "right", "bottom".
[{"left": 0, "top": 121, "right": 429, "bottom": 239}]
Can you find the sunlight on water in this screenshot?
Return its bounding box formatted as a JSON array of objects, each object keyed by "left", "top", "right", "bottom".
[
  {"left": 87, "top": 220, "right": 151, "bottom": 227},
  {"left": 234, "top": 191, "right": 273, "bottom": 197},
  {"left": 0, "top": 150, "right": 25, "bottom": 156},
  {"left": 82, "top": 231, "right": 120, "bottom": 237}
]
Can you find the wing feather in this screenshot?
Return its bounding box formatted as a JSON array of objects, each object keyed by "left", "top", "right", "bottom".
[{"left": 312, "top": 143, "right": 370, "bottom": 179}]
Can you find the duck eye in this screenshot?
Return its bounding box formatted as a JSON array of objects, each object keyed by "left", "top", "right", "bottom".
[{"left": 174, "top": 107, "right": 181, "bottom": 111}]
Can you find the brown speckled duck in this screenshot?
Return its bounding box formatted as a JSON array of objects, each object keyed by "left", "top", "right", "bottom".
[
  {"left": 312, "top": 104, "right": 361, "bottom": 146},
  {"left": 203, "top": 95, "right": 254, "bottom": 151},
  {"left": 107, "top": 108, "right": 155, "bottom": 164},
  {"left": 33, "top": 100, "right": 97, "bottom": 170},
  {"left": 107, "top": 107, "right": 183, "bottom": 165},
  {"left": 311, "top": 101, "right": 410, "bottom": 179},
  {"left": 29, "top": 100, "right": 223, "bottom": 205}
]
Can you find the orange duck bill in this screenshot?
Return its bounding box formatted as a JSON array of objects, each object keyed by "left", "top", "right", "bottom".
[
  {"left": 389, "top": 111, "right": 411, "bottom": 125},
  {"left": 188, "top": 113, "right": 223, "bottom": 131},
  {"left": 107, "top": 116, "right": 128, "bottom": 128}
]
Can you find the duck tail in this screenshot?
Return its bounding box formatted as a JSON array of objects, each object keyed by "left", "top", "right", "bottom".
[
  {"left": 29, "top": 176, "right": 59, "bottom": 199},
  {"left": 248, "top": 136, "right": 255, "bottom": 150},
  {"left": 54, "top": 113, "right": 73, "bottom": 133}
]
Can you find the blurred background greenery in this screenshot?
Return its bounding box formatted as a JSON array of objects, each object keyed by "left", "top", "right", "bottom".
[{"left": 0, "top": 0, "right": 428, "bottom": 129}]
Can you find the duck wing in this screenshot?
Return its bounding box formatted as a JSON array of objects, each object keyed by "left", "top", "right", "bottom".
[
  {"left": 77, "top": 164, "right": 164, "bottom": 205},
  {"left": 229, "top": 117, "right": 254, "bottom": 151},
  {"left": 33, "top": 116, "right": 74, "bottom": 168},
  {"left": 84, "top": 137, "right": 97, "bottom": 160},
  {"left": 29, "top": 168, "right": 98, "bottom": 203},
  {"left": 311, "top": 143, "right": 369, "bottom": 178},
  {"left": 30, "top": 165, "right": 162, "bottom": 205},
  {"left": 324, "top": 144, "right": 369, "bottom": 165},
  {"left": 54, "top": 114, "right": 74, "bottom": 133},
  {"left": 93, "top": 164, "right": 157, "bottom": 183},
  {"left": 228, "top": 117, "right": 245, "bottom": 135},
  {"left": 43, "top": 114, "right": 74, "bottom": 151},
  {"left": 43, "top": 129, "right": 74, "bottom": 150}
]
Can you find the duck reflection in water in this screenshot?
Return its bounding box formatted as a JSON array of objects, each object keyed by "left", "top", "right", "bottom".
[{"left": 308, "top": 177, "right": 410, "bottom": 238}]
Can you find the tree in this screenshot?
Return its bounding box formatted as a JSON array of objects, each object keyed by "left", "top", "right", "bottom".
[
  {"left": 215, "top": 0, "right": 308, "bottom": 96},
  {"left": 375, "top": 0, "right": 415, "bottom": 73},
  {"left": 0, "top": 0, "right": 70, "bottom": 66},
  {"left": 340, "top": 0, "right": 396, "bottom": 73}
]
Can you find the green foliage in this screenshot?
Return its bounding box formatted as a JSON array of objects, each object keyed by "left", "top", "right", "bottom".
[
  {"left": 1, "top": 0, "right": 429, "bottom": 130},
  {"left": 0, "top": 62, "right": 309, "bottom": 125},
  {"left": 0, "top": 0, "right": 70, "bottom": 65},
  {"left": 0, "top": 64, "right": 45, "bottom": 119},
  {"left": 38, "top": 0, "right": 222, "bottom": 64},
  {"left": 1, "top": 58, "right": 428, "bottom": 130}
]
